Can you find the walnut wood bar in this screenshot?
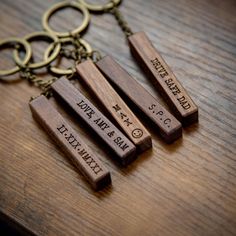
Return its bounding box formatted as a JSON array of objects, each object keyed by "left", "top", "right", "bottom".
[
  {"left": 97, "top": 56, "right": 182, "bottom": 143},
  {"left": 128, "top": 31, "right": 198, "bottom": 126},
  {"left": 0, "top": 0, "right": 235, "bottom": 235},
  {"left": 51, "top": 78, "right": 136, "bottom": 166},
  {"left": 29, "top": 95, "right": 111, "bottom": 190},
  {"left": 76, "top": 59, "right": 152, "bottom": 152}
]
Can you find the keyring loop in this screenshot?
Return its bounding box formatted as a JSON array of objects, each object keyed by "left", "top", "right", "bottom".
[
  {"left": 42, "top": 1, "right": 90, "bottom": 38},
  {"left": 13, "top": 31, "right": 61, "bottom": 70},
  {"left": 44, "top": 38, "right": 92, "bottom": 75},
  {"left": 0, "top": 37, "right": 32, "bottom": 79},
  {"left": 78, "top": 0, "right": 121, "bottom": 12}
]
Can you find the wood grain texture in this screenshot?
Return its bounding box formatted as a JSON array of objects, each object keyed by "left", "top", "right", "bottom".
[
  {"left": 96, "top": 55, "right": 182, "bottom": 143},
  {"left": 0, "top": 0, "right": 236, "bottom": 236},
  {"left": 76, "top": 59, "right": 152, "bottom": 152},
  {"left": 51, "top": 77, "right": 136, "bottom": 166},
  {"left": 29, "top": 95, "right": 111, "bottom": 191},
  {"left": 128, "top": 31, "right": 198, "bottom": 126}
]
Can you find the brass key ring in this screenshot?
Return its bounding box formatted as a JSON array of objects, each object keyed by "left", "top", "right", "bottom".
[
  {"left": 42, "top": 1, "right": 90, "bottom": 38},
  {"left": 13, "top": 31, "right": 61, "bottom": 70},
  {"left": 78, "top": 0, "right": 121, "bottom": 12},
  {"left": 44, "top": 37, "right": 92, "bottom": 75},
  {"left": 0, "top": 37, "right": 32, "bottom": 79}
]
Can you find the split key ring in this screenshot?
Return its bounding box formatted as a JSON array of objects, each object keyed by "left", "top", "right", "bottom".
[
  {"left": 42, "top": 1, "right": 90, "bottom": 38},
  {"left": 0, "top": 37, "right": 32, "bottom": 79},
  {"left": 79, "top": 0, "right": 121, "bottom": 12}
]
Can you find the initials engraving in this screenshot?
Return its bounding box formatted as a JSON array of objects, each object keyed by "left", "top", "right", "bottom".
[
  {"left": 57, "top": 124, "right": 103, "bottom": 175},
  {"left": 151, "top": 58, "right": 191, "bottom": 110},
  {"left": 112, "top": 104, "right": 144, "bottom": 139},
  {"left": 112, "top": 104, "right": 133, "bottom": 127},
  {"left": 148, "top": 104, "right": 171, "bottom": 128}
]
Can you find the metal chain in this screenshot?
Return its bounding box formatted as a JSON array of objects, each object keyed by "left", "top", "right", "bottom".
[
  {"left": 60, "top": 33, "right": 91, "bottom": 64},
  {"left": 69, "top": 33, "right": 102, "bottom": 64},
  {"left": 109, "top": 6, "right": 133, "bottom": 37},
  {"left": 90, "top": 50, "right": 102, "bottom": 63},
  {"left": 20, "top": 67, "right": 57, "bottom": 98}
]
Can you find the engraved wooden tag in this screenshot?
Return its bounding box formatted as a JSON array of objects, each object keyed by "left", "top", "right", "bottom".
[
  {"left": 76, "top": 59, "right": 152, "bottom": 152},
  {"left": 128, "top": 32, "right": 198, "bottom": 126},
  {"left": 29, "top": 95, "right": 111, "bottom": 190},
  {"left": 51, "top": 78, "right": 136, "bottom": 166},
  {"left": 96, "top": 56, "right": 182, "bottom": 143}
]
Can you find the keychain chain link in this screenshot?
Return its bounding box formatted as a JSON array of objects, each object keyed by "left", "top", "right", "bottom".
[
  {"left": 59, "top": 34, "right": 92, "bottom": 64},
  {"left": 72, "top": 34, "right": 89, "bottom": 63},
  {"left": 109, "top": 7, "right": 133, "bottom": 37},
  {"left": 20, "top": 67, "right": 57, "bottom": 98},
  {"left": 68, "top": 34, "right": 102, "bottom": 64}
]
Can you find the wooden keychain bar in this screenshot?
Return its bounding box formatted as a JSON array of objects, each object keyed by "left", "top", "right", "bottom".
[
  {"left": 128, "top": 32, "right": 198, "bottom": 126},
  {"left": 30, "top": 95, "right": 111, "bottom": 190},
  {"left": 42, "top": 1, "right": 152, "bottom": 154},
  {"left": 79, "top": 0, "right": 199, "bottom": 126},
  {"left": 96, "top": 56, "right": 182, "bottom": 143}
]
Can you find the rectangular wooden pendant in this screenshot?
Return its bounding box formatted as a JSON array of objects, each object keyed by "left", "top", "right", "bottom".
[
  {"left": 51, "top": 78, "right": 136, "bottom": 166},
  {"left": 29, "top": 95, "right": 111, "bottom": 190},
  {"left": 96, "top": 56, "right": 182, "bottom": 143},
  {"left": 128, "top": 31, "right": 198, "bottom": 126},
  {"left": 76, "top": 59, "right": 152, "bottom": 153}
]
